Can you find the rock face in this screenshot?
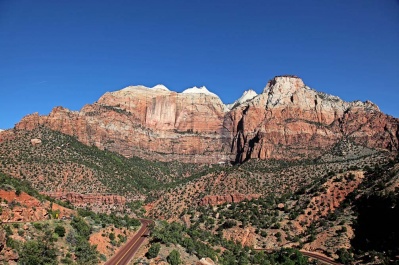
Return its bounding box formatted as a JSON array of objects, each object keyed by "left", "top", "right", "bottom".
[
  {"left": 223, "top": 226, "right": 257, "bottom": 247},
  {"left": 43, "top": 192, "right": 126, "bottom": 206},
  {"left": 0, "top": 190, "right": 74, "bottom": 222},
  {"left": 0, "top": 247, "right": 18, "bottom": 264},
  {"left": 13, "top": 76, "right": 399, "bottom": 163},
  {"left": 15, "top": 85, "right": 231, "bottom": 163},
  {"left": 197, "top": 258, "right": 216, "bottom": 265},
  {"left": 226, "top": 75, "right": 399, "bottom": 163},
  {"left": 226, "top": 89, "right": 258, "bottom": 110},
  {"left": 199, "top": 194, "right": 261, "bottom": 206},
  {"left": 30, "top": 138, "right": 42, "bottom": 146}
]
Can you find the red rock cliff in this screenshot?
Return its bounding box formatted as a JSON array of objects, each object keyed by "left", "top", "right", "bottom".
[
  {"left": 226, "top": 76, "right": 399, "bottom": 163},
  {"left": 43, "top": 192, "right": 126, "bottom": 206},
  {"left": 14, "top": 77, "right": 399, "bottom": 163},
  {"left": 15, "top": 85, "right": 231, "bottom": 163}
]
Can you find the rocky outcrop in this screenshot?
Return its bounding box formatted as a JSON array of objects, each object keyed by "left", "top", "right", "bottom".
[
  {"left": 0, "top": 190, "right": 74, "bottom": 222},
  {"left": 223, "top": 226, "right": 257, "bottom": 247},
  {"left": 227, "top": 89, "right": 258, "bottom": 110},
  {"left": 13, "top": 76, "right": 399, "bottom": 164},
  {"left": 0, "top": 230, "right": 5, "bottom": 253},
  {"left": 199, "top": 193, "right": 261, "bottom": 206},
  {"left": 30, "top": 138, "right": 42, "bottom": 146},
  {"left": 0, "top": 247, "right": 18, "bottom": 264},
  {"left": 226, "top": 76, "right": 399, "bottom": 163},
  {"left": 196, "top": 258, "right": 216, "bottom": 265},
  {"left": 43, "top": 192, "right": 126, "bottom": 206}
]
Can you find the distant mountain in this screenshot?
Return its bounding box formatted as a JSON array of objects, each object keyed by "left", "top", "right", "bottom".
[
  {"left": 7, "top": 75, "right": 399, "bottom": 164},
  {"left": 2, "top": 76, "right": 399, "bottom": 264},
  {"left": 226, "top": 89, "right": 258, "bottom": 110}
]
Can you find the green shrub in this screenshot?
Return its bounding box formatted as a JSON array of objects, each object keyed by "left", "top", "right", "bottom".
[
  {"left": 167, "top": 250, "right": 181, "bottom": 265},
  {"left": 147, "top": 243, "right": 161, "bottom": 259},
  {"left": 54, "top": 225, "right": 66, "bottom": 237},
  {"left": 33, "top": 222, "right": 42, "bottom": 230},
  {"left": 19, "top": 240, "right": 57, "bottom": 265}
]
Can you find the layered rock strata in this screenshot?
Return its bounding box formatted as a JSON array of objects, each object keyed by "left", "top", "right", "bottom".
[
  {"left": 15, "top": 85, "right": 231, "bottom": 163},
  {"left": 12, "top": 76, "right": 399, "bottom": 163},
  {"left": 43, "top": 192, "right": 127, "bottom": 206},
  {"left": 226, "top": 76, "right": 399, "bottom": 162}
]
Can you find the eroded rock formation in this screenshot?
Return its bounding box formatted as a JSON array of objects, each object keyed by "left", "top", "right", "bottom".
[
  {"left": 12, "top": 76, "right": 399, "bottom": 164},
  {"left": 0, "top": 190, "right": 74, "bottom": 222},
  {"left": 199, "top": 194, "right": 261, "bottom": 206},
  {"left": 15, "top": 85, "right": 231, "bottom": 163},
  {"left": 227, "top": 76, "right": 399, "bottom": 163},
  {"left": 43, "top": 192, "right": 127, "bottom": 206}
]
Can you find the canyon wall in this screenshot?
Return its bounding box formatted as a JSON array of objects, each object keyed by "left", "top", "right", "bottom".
[
  {"left": 227, "top": 76, "right": 399, "bottom": 162},
  {"left": 11, "top": 76, "right": 399, "bottom": 163}
]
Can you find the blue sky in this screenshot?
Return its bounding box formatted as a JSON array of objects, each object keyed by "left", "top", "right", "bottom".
[{"left": 1, "top": 0, "right": 398, "bottom": 129}]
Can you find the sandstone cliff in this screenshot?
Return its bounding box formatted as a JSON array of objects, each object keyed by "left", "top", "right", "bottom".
[
  {"left": 12, "top": 76, "right": 399, "bottom": 164},
  {"left": 226, "top": 76, "right": 399, "bottom": 163},
  {"left": 43, "top": 192, "right": 126, "bottom": 206},
  {"left": 15, "top": 85, "right": 231, "bottom": 163}
]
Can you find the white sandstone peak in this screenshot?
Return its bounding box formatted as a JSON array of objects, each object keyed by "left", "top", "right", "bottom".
[
  {"left": 121, "top": 85, "right": 149, "bottom": 92},
  {"left": 151, "top": 84, "right": 170, "bottom": 91},
  {"left": 120, "top": 84, "right": 170, "bottom": 93},
  {"left": 182, "top": 86, "right": 219, "bottom": 98},
  {"left": 226, "top": 89, "right": 258, "bottom": 109},
  {"left": 263, "top": 75, "right": 305, "bottom": 94},
  {"left": 238, "top": 89, "right": 257, "bottom": 104}
]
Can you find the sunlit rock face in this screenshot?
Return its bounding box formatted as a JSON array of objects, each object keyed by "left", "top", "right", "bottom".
[
  {"left": 14, "top": 76, "right": 399, "bottom": 163},
  {"left": 225, "top": 75, "right": 398, "bottom": 163},
  {"left": 15, "top": 84, "right": 231, "bottom": 163}
]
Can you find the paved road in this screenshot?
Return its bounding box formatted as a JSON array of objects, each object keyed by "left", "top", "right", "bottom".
[
  {"left": 254, "top": 248, "right": 342, "bottom": 265},
  {"left": 105, "top": 219, "right": 152, "bottom": 265},
  {"left": 105, "top": 219, "right": 341, "bottom": 265},
  {"left": 300, "top": 250, "right": 342, "bottom": 265}
]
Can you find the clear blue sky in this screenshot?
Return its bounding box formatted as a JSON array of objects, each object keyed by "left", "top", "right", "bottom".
[{"left": 1, "top": 0, "right": 398, "bottom": 129}]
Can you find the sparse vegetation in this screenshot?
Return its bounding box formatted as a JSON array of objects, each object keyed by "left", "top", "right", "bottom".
[{"left": 1, "top": 125, "right": 398, "bottom": 264}]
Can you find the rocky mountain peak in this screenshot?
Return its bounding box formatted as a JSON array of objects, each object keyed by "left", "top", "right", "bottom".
[
  {"left": 349, "top": 100, "right": 380, "bottom": 112},
  {"left": 227, "top": 89, "right": 258, "bottom": 110},
  {"left": 151, "top": 84, "right": 170, "bottom": 91},
  {"left": 10, "top": 75, "right": 399, "bottom": 164},
  {"left": 119, "top": 84, "right": 171, "bottom": 94},
  {"left": 182, "top": 86, "right": 219, "bottom": 98},
  {"left": 263, "top": 75, "right": 306, "bottom": 95},
  {"left": 237, "top": 89, "right": 258, "bottom": 103}
]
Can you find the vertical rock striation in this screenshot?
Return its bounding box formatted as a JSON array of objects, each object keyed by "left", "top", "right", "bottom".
[
  {"left": 226, "top": 76, "right": 399, "bottom": 163},
  {"left": 12, "top": 76, "right": 399, "bottom": 163}
]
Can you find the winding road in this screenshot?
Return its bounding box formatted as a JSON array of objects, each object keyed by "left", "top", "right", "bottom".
[
  {"left": 300, "top": 250, "right": 342, "bottom": 265},
  {"left": 254, "top": 248, "right": 342, "bottom": 265},
  {"left": 105, "top": 219, "right": 152, "bottom": 265},
  {"left": 106, "top": 219, "right": 341, "bottom": 265}
]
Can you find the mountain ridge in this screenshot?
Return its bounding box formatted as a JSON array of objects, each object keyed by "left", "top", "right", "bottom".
[{"left": 5, "top": 75, "right": 398, "bottom": 164}]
